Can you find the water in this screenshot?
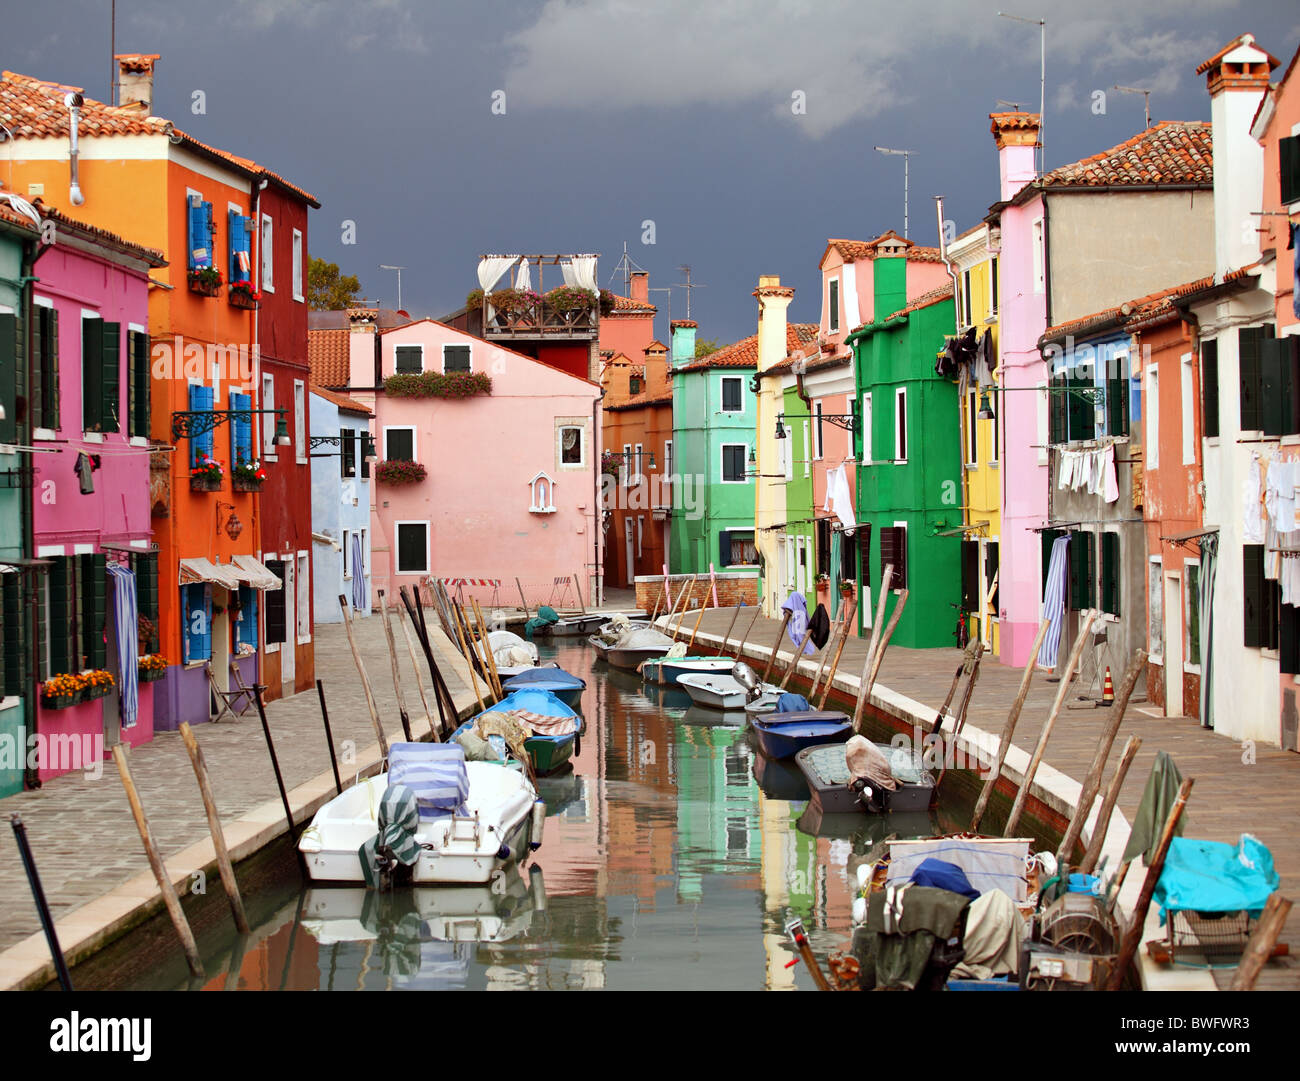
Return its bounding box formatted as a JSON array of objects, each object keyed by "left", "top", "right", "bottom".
[{"left": 105, "top": 639, "right": 962, "bottom": 991}]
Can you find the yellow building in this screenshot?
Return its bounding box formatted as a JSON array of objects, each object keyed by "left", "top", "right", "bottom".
[
  {"left": 752, "top": 276, "right": 796, "bottom": 615},
  {"left": 948, "top": 226, "right": 1002, "bottom": 653}
]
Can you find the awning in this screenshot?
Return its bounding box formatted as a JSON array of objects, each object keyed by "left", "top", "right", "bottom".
[
  {"left": 233, "top": 554, "right": 282, "bottom": 590},
  {"left": 935, "top": 522, "right": 989, "bottom": 537},
  {"left": 312, "top": 531, "right": 339, "bottom": 549},
  {"left": 1161, "top": 526, "right": 1219, "bottom": 547},
  {"left": 178, "top": 557, "right": 242, "bottom": 591}
]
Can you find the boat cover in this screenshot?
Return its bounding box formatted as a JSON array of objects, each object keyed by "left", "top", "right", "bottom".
[
  {"left": 845, "top": 735, "right": 899, "bottom": 791},
  {"left": 776, "top": 693, "right": 811, "bottom": 713},
  {"left": 910, "top": 858, "right": 979, "bottom": 900},
  {"left": 388, "top": 743, "right": 469, "bottom": 819},
  {"left": 505, "top": 667, "right": 583, "bottom": 690},
  {"left": 887, "top": 838, "right": 1031, "bottom": 902},
  {"left": 950, "top": 888, "right": 1024, "bottom": 981},
  {"left": 358, "top": 783, "right": 422, "bottom": 888},
  {"left": 524, "top": 605, "right": 559, "bottom": 638},
  {"left": 504, "top": 708, "right": 579, "bottom": 737},
  {"left": 1153, "top": 834, "right": 1279, "bottom": 923}
]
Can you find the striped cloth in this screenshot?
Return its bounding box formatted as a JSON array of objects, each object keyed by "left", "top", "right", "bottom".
[
  {"left": 504, "top": 708, "right": 579, "bottom": 737},
  {"left": 388, "top": 742, "right": 470, "bottom": 819},
  {"left": 1040, "top": 536, "right": 1071, "bottom": 670},
  {"left": 358, "top": 784, "right": 423, "bottom": 888},
  {"left": 350, "top": 534, "right": 367, "bottom": 612},
  {"left": 106, "top": 562, "right": 139, "bottom": 728}
]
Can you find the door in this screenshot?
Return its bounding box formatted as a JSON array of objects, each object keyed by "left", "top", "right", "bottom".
[
  {"left": 212, "top": 586, "right": 231, "bottom": 699},
  {"left": 1164, "top": 572, "right": 1183, "bottom": 717},
  {"left": 624, "top": 519, "right": 635, "bottom": 585},
  {"left": 281, "top": 560, "right": 296, "bottom": 689}
]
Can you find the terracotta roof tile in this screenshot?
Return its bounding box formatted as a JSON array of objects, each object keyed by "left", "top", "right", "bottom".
[
  {"left": 1196, "top": 34, "right": 1280, "bottom": 76},
  {"left": 1040, "top": 270, "right": 1255, "bottom": 342},
  {"left": 308, "top": 328, "right": 351, "bottom": 387},
  {"left": 0, "top": 69, "right": 318, "bottom": 205},
  {"left": 608, "top": 293, "right": 656, "bottom": 313},
  {"left": 824, "top": 231, "right": 944, "bottom": 265},
  {"left": 310, "top": 383, "right": 372, "bottom": 416},
  {"left": 989, "top": 111, "right": 1042, "bottom": 131},
  {"left": 680, "top": 323, "right": 818, "bottom": 375},
  {"left": 1039, "top": 121, "right": 1213, "bottom": 189},
  {"left": 29, "top": 197, "right": 165, "bottom": 265},
  {"left": 882, "top": 282, "right": 955, "bottom": 322}
]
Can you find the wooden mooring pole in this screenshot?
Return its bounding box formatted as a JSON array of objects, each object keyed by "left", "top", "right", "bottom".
[
  {"left": 252, "top": 685, "right": 297, "bottom": 838},
  {"left": 339, "top": 593, "right": 388, "bottom": 757},
  {"left": 397, "top": 607, "right": 440, "bottom": 739},
  {"left": 376, "top": 589, "right": 413, "bottom": 742},
  {"left": 1080, "top": 734, "right": 1142, "bottom": 875},
  {"left": 9, "top": 814, "right": 74, "bottom": 990},
  {"left": 112, "top": 744, "right": 204, "bottom": 979},
  {"left": 179, "top": 723, "right": 250, "bottom": 933},
  {"left": 852, "top": 566, "right": 894, "bottom": 733},
  {"left": 815, "top": 600, "right": 856, "bottom": 709},
  {"left": 1230, "top": 893, "right": 1294, "bottom": 990},
  {"left": 761, "top": 609, "right": 793, "bottom": 684},
  {"left": 314, "top": 679, "right": 344, "bottom": 794}
]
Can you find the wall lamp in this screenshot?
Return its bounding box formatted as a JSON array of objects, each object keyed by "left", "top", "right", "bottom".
[
  {"left": 776, "top": 408, "right": 856, "bottom": 439},
  {"left": 172, "top": 407, "right": 291, "bottom": 444}
]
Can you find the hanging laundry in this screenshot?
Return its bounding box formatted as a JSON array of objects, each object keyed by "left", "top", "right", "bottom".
[
  {"left": 1243, "top": 458, "right": 1266, "bottom": 544},
  {"left": 1268, "top": 460, "right": 1296, "bottom": 533},
  {"left": 1040, "top": 536, "right": 1071, "bottom": 670},
  {"left": 824, "top": 464, "right": 857, "bottom": 533},
  {"left": 1058, "top": 450, "right": 1073, "bottom": 490},
  {"left": 975, "top": 328, "right": 997, "bottom": 386},
  {"left": 1102, "top": 445, "right": 1119, "bottom": 504},
  {"left": 74, "top": 452, "right": 94, "bottom": 494}
]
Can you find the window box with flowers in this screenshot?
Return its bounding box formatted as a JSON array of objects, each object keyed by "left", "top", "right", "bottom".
[
  {"left": 383, "top": 371, "right": 492, "bottom": 400},
  {"left": 138, "top": 654, "right": 168, "bottom": 683},
  {"left": 191, "top": 455, "right": 224, "bottom": 492},
  {"left": 40, "top": 673, "right": 85, "bottom": 710},
  {"left": 600, "top": 449, "right": 620, "bottom": 480},
  {"left": 228, "top": 281, "right": 260, "bottom": 310},
  {"left": 232, "top": 458, "right": 267, "bottom": 492},
  {"left": 375, "top": 459, "right": 427, "bottom": 486},
  {"left": 188, "top": 266, "right": 223, "bottom": 297},
  {"left": 82, "top": 670, "right": 116, "bottom": 701},
  {"left": 839, "top": 581, "right": 856, "bottom": 601}
]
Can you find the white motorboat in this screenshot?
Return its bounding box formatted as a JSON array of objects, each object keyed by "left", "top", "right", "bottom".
[
  {"left": 606, "top": 627, "right": 676, "bottom": 670},
  {"left": 299, "top": 743, "right": 544, "bottom": 886},
  {"left": 677, "top": 672, "right": 782, "bottom": 711},
  {"left": 478, "top": 630, "right": 540, "bottom": 678},
  {"left": 542, "top": 614, "right": 608, "bottom": 637}
]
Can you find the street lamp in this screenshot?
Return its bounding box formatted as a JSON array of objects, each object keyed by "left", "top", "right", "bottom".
[{"left": 874, "top": 146, "right": 915, "bottom": 239}]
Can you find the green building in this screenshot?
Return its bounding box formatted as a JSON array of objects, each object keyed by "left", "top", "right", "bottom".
[
  {"left": 669, "top": 320, "right": 760, "bottom": 578},
  {"left": 848, "top": 283, "right": 962, "bottom": 649},
  {"left": 0, "top": 206, "right": 39, "bottom": 797}
]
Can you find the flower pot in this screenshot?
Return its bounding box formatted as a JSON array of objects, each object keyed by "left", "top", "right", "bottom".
[
  {"left": 228, "top": 290, "right": 259, "bottom": 310},
  {"left": 138, "top": 666, "right": 166, "bottom": 683},
  {"left": 40, "top": 693, "right": 79, "bottom": 710},
  {"left": 188, "top": 276, "right": 222, "bottom": 297},
  {"left": 82, "top": 682, "right": 111, "bottom": 702},
  {"left": 232, "top": 474, "right": 263, "bottom": 492},
  {"left": 191, "top": 473, "right": 223, "bottom": 492}
]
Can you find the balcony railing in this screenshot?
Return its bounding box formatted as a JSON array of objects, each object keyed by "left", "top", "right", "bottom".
[{"left": 484, "top": 299, "right": 599, "bottom": 338}]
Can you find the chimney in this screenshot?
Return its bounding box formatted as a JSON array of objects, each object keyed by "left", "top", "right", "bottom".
[
  {"left": 630, "top": 271, "right": 649, "bottom": 304},
  {"left": 990, "top": 112, "right": 1040, "bottom": 201},
  {"left": 754, "top": 275, "right": 794, "bottom": 374},
  {"left": 1197, "top": 35, "right": 1279, "bottom": 279},
  {"left": 347, "top": 308, "right": 379, "bottom": 388},
  {"left": 115, "top": 54, "right": 160, "bottom": 112},
  {"left": 670, "top": 319, "right": 697, "bottom": 368}
]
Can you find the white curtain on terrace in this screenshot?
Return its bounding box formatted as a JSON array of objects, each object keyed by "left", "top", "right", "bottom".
[
  {"left": 515, "top": 259, "right": 531, "bottom": 292},
  {"left": 569, "top": 255, "right": 598, "bottom": 293},
  {"left": 477, "top": 256, "right": 517, "bottom": 293}
]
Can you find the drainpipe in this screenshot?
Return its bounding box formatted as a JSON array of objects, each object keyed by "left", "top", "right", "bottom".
[
  {"left": 64, "top": 94, "right": 85, "bottom": 206},
  {"left": 593, "top": 388, "right": 604, "bottom": 606}
]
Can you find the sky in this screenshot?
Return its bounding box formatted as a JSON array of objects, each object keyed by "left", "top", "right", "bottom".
[{"left": 3, "top": 0, "right": 1298, "bottom": 346}]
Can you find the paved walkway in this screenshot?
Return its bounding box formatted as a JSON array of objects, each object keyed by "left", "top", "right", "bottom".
[
  {"left": 679, "top": 606, "right": 1299, "bottom": 991},
  {"left": 0, "top": 613, "right": 483, "bottom": 961}
]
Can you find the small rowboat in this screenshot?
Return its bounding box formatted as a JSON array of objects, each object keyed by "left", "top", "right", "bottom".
[
  {"left": 749, "top": 710, "right": 852, "bottom": 760},
  {"left": 605, "top": 628, "right": 675, "bottom": 671},
  {"left": 455, "top": 689, "right": 584, "bottom": 775},
  {"left": 795, "top": 741, "right": 935, "bottom": 815},
  {"left": 678, "top": 672, "right": 781, "bottom": 711},
  {"left": 641, "top": 655, "right": 735, "bottom": 685},
  {"left": 540, "top": 614, "right": 608, "bottom": 637},
  {"left": 477, "top": 630, "right": 540, "bottom": 678},
  {"left": 501, "top": 665, "right": 586, "bottom": 707}
]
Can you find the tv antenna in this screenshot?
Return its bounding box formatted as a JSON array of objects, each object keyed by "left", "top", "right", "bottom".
[
  {"left": 1112, "top": 85, "right": 1152, "bottom": 129},
  {"left": 380, "top": 265, "right": 407, "bottom": 311},
  {"left": 607, "top": 241, "right": 647, "bottom": 294},
  {"left": 675, "top": 265, "right": 706, "bottom": 320}
]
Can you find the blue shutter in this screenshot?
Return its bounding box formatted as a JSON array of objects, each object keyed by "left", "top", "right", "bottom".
[
  {"left": 201, "top": 584, "right": 212, "bottom": 660},
  {"left": 189, "top": 384, "right": 216, "bottom": 467},
  {"left": 187, "top": 196, "right": 203, "bottom": 270},
  {"left": 228, "top": 391, "right": 251, "bottom": 466},
  {"left": 203, "top": 202, "right": 215, "bottom": 274},
  {"left": 184, "top": 584, "right": 207, "bottom": 663},
  {"left": 228, "top": 209, "right": 239, "bottom": 283}
]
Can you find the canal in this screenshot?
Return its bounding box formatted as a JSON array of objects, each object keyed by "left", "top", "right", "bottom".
[{"left": 87, "top": 638, "right": 975, "bottom": 991}]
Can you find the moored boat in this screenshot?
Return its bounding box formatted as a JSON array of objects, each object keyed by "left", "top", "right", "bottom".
[
  {"left": 795, "top": 739, "right": 935, "bottom": 815},
  {"left": 642, "top": 655, "right": 735, "bottom": 685},
  {"left": 455, "top": 688, "right": 584, "bottom": 775},
  {"left": 678, "top": 672, "right": 781, "bottom": 710},
  {"left": 501, "top": 665, "right": 586, "bottom": 707},
  {"left": 479, "top": 630, "right": 540, "bottom": 678},
  {"left": 541, "top": 614, "right": 608, "bottom": 637},
  {"left": 749, "top": 710, "right": 852, "bottom": 760},
  {"left": 605, "top": 628, "right": 675, "bottom": 670}
]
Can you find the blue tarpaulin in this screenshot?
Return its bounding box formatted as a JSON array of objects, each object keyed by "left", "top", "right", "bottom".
[
  {"left": 910, "top": 858, "right": 980, "bottom": 900},
  {"left": 776, "top": 693, "right": 810, "bottom": 713},
  {"left": 1153, "top": 835, "right": 1279, "bottom": 925}
]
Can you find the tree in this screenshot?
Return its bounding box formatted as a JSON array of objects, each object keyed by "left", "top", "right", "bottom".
[
  {"left": 694, "top": 338, "right": 720, "bottom": 358},
  {"left": 308, "top": 257, "right": 362, "bottom": 310}
]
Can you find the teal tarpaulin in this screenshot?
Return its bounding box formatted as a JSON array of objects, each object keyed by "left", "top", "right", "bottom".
[
  {"left": 1153, "top": 835, "right": 1279, "bottom": 925},
  {"left": 524, "top": 604, "right": 559, "bottom": 639}
]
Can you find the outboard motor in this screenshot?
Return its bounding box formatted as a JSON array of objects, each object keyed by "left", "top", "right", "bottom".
[{"left": 731, "top": 661, "right": 761, "bottom": 704}]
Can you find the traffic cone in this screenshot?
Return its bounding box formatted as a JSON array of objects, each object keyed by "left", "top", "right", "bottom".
[{"left": 1102, "top": 666, "right": 1114, "bottom": 704}]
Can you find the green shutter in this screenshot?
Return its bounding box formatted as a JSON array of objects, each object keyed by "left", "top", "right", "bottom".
[
  {"left": 1280, "top": 134, "right": 1300, "bottom": 205},
  {"left": 101, "top": 322, "right": 121, "bottom": 433},
  {"left": 35, "top": 566, "right": 48, "bottom": 680},
  {"left": 129, "top": 330, "right": 151, "bottom": 439},
  {"left": 1049, "top": 379, "right": 1065, "bottom": 444},
  {"left": 48, "top": 558, "right": 69, "bottom": 674},
  {"left": 960, "top": 540, "right": 979, "bottom": 610},
  {"left": 1244, "top": 544, "right": 1264, "bottom": 648},
  {"left": 1, "top": 574, "right": 22, "bottom": 697},
  {"left": 1101, "top": 531, "right": 1120, "bottom": 616},
  {"left": 0, "top": 313, "right": 15, "bottom": 444},
  {"left": 83, "top": 553, "right": 107, "bottom": 670},
  {"left": 1201, "top": 340, "right": 1219, "bottom": 439},
  {"left": 1107, "top": 368, "right": 1129, "bottom": 437},
  {"left": 1240, "top": 327, "right": 1265, "bottom": 432},
  {"left": 82, "top": 316, "right": 104, "bottom": 432}
]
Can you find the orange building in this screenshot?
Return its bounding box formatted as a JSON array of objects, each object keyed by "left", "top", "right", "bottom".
[{"left": 1, "top": 57, "right": 318, "bottom": 725}]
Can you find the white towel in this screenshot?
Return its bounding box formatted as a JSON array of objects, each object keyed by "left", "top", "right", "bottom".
[
  {"left": 1244, "top": 459, "right": 1266, "bottom": 543},
  {"left": 1102, "top": 446, "right": 1119, "bottom": 504},
  {"left": 824, "top": 464, "right": 857, "bottom": 533}
]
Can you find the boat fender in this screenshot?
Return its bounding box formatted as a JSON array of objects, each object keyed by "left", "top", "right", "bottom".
[
  {"left": 496, "top": 844, "right": 512, "bottom": 860},
  {"left": 529, "top": 865, "right": 548, "bottom": 911},
  {"left": 530, "top": 800, "right": 547, "bottom": 850},
  {"left": 852, "top": 895, "right": 867, "bottom": 926}
]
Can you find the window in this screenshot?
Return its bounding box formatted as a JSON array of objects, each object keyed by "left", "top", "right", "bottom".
[
  {"left": 264, "top": 560, "right": 287, "bottom": 647},
  {"left": 1106, "top": 354, "right": 1130, "bottom": 437},
  {"left": 782, "top": 430, "right": 794, "bottom": 481},
  {"left": 0, "top": 571, "right": 23, "bottom": 700},
  {"left": 130, "top": 551, "right": 160, "bottom": 655},
  {"left": 622, "top": 443, "right": 631, "bottom": 486},
  {"left": 228, "top": 207, "right": 252, "bottom": 285},
  {"left": 961, "top": 539, "right": 980, "bottom": 611},
  {"left": 961, "top": 268, "right": 972, "bottom": 327},
  {"left": 816, "top": 519, "right": 831, "bottom": 577},
  {"left": 296, "top": 552, "right": 311, "bottom": 643},
  {"left": 1181, "top": 353, "right": 1196, "bottom": 464},
  {"left": 721, "top": 529, "right": 757, "bottom": 566},
  {"left": 262, "top": 374, "right": 277, "bottom": 456},
  {"left": 294, "top": 379, "right": 306, "bottom": 463},
  {"left": 187, "top": 193, "right": 215, "bottom": 273},
  {"left": 966, "top": 389, "right": 978, "bottom": 465},
  {"left": 814, "top": 402, "right": 824, "bottom": 460},
  {"left": 880, "top": 525, "right": 907, "bottom": 589},
  {"left": 1238, "top": 324, "right": 1274, "bottom": 432},
  {"left": 187, "top": 382, "right": 215, "bottom": 468},
  {"left": 1146, "top": 366, "right": 1159, "bottom": 468},
  {"left": 361, "top": 431, "right": 372, "bottom": 478},
  {"left": 803, "top": 421, "right": 810, "bottom": 478},
  {"left": 861, "top": 393, "right": 873, "bottom": 463},
  {"left": 1261, "top": 334, "right": 1300, "bottom": 437},
  {"left": 443, "top": 344, "right": 471, "bottom": 373},
  {"left": 1100, "top": 531, "right": 1120, "bottom": 617},
  {"left": 235, "top": 584, "right": 258, "bottom": 651},
  {"left": 260, "top": 214, "right": 274, "bottom": 292},
  {"left": 1185, "top": 561, "right": 1201, "bottom": 669},
  {"left": 634, "top": 443, "right": 644, "bottom": 485},
  {"left": 636, "top": 516, "right": 643, "bottom": 558},
  {"left": 829, "top": 278, "right": 840, "bottom": 332},
  {"left": 394, "top": 345, "right": 423, "bottom": 374},
  {"left": 1032, "top": 218, "right": 1045, "bottom": 294},
  {"left": 721, "top": 376, "right": 743, "bottom": 412},
  {"left": 1069, "top": 530, "right": 1096, "bottom": 611},
  {"left": 990, "top": 257, "right": 999, "bottom": 315},
  {"left": 292, "top": 229, "right": 303, "bottom": 302},
  {"left": 842, "top": 525, "right": 861, "bottom": 585},
  {"left": 1243, "top": 543, "right": 1280, "bottom": 649},
  {"left": 127, "top": 328, "right": 150, "bottom": 440},
  {"left": 985, "top": 540, "right": 1000, "bottom": 615},
  {"left": 663, "top": 440, "right": 673, "bottom": 496},
  {"left": 629, "top": 375, "right": 642, "bottom": 395},
  {"left": 721, "top": 443, "right": 746, "bottom": 483},
  {"left": 894, "top": 387, "right": 907, "bottom": 462},
  {"left": 341, "top": 530, "right": 352, "bottom": 580},
  {"left": 81, "top": 315, "right": 121, "bottom": 434},
  {"left": 40, "top": 554, "right": 108, "bottom": 676},
  {"left": 341, "top": 429, "right": 356, "bottom": 478},
  {"left": 181, "top": 581, "right": 212, "bottom": 664},
  {"left": 396, "top": 522, "right": 429, "bottom": 575},
  {"left": 384, "top": 427, "right": 415, "bottom": 461},
  {"left": 1200, "top": 338, "right": 1220, "bottom": 439},
  {"left": 31, "top": 302, "right": 59, "bottom": 432},
  {"left": 1281, "top": 133, "right": 1300, "bottom": 204},
  {"left": 228, "top": 390, "right": 252, "bottom": 468},
  {"left": 559, "top": 425, "right": 583, "bottom": 466},
  {"left": 1148, "top": 559, "right": 1163, "bottom": 660}
]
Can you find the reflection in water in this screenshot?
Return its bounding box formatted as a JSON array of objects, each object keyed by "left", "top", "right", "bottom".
[{"left": 158, "top": 638, "right": 953, "bottom": 990}]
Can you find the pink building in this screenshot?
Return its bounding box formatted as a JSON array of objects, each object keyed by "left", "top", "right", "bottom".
[
  {"left": 29, "top": 203, "right": 164, "bottom": 781},
  {"left": 311, "top": 311, "right": 603, "bottom": 608}
]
